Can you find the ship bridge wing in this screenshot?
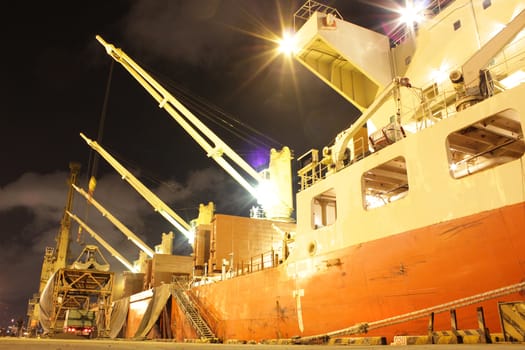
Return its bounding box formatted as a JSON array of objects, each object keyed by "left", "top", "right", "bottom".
[{"left": 293, "top": 10, "right": 392, "bottom": 111}]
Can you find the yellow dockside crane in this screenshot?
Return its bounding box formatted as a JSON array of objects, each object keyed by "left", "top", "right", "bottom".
[
  {"left": 27, "top": 163, "right": 115, "bottom": 338},
  {"left": 27, "top": 162, "right": 81, "bottom": 335}
]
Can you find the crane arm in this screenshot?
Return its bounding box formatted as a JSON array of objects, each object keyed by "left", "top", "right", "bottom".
[
  {"left": 462, "top": 9, "right": 525, "bottom": 87},
  {"left": 80, "top": 132, "right": 193, "bottom": 241},
  {"left": 72, "top": 184, "right": 155, "bottom": 258},
  {"left": 54, "top": 162, "right": 81, "bottom": 270},
  {"left": 66, "top": 211, "right": 136, "bottom": 272},
  {"left": 96, "top": 35, "right": 262, "bottom": 198}
]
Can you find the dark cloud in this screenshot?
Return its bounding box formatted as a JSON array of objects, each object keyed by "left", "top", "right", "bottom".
[{"left": 118, "top": 0, "right": 288, "bottom": 68}]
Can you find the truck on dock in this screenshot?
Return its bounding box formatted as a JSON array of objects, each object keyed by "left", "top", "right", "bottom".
[{"left": 63, "top": 309, "right": 96, "bottom": 338}]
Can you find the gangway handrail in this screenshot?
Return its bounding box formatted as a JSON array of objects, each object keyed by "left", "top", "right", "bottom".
[{"left": 171, "top": 280, "right": 216, "bottom": 340}]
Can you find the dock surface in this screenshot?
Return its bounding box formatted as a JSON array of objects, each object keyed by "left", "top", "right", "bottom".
[{"left": 0, "top": 337, "right": 524, "bottom": 350}]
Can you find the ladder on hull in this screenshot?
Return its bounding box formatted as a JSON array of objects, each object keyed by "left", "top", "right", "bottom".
[{"left": 172, "top": 278, "right": 217, "bottom": 341}]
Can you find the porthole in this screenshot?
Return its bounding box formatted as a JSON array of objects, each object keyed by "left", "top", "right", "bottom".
[{"left": 308, "top": 241, "right": 318, "bottom": 256}]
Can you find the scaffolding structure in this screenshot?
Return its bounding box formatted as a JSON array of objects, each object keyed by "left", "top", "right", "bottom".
[{"left": 46, "top": 266, "right": 114, "bottom": 337}]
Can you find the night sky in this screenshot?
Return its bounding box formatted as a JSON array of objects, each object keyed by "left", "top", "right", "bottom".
[{"left": 0, "top": 0, "right": 399, "bottom": 327}]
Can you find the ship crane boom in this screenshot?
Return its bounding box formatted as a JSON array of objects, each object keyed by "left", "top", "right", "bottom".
[
  {"left": 95, "top": 35, "right": 293, "bottom": 220},
  {"left": 80, "top": 132, "right": 193, "bottom": 242},
  {"left": 461, "top": 8, "right": 525, "bottom": 88},
  {"left": 72, "top": 184, "right": 155, "bottom": 258},
  {"left": 96, "top": 35, "right": 261, "bottom": 198},
  {"left": 66, "top": 211, "right": 136, "bottom": 272}
]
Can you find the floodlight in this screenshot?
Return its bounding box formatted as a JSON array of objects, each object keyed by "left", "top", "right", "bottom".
[
  {"left": 278, "top": 31, "right": 297, "bottom": 56},
  {"left": 399, "top": 1, "right": 424, "bottom": 25}
]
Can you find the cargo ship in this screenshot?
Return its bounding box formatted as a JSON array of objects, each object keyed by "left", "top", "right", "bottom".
[
  {"left": 184, "top": 0, "right": 525, "bottom": 343},
  {"left": 95, "top": 0, "right": 525, "bottom": 344}
]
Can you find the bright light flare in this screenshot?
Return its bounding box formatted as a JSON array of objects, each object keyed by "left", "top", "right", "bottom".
[
  {"left": 213, "top": 2, "right": 299, "bottom": 95},
  {"left": 255, "top": 179, "right": 279, "bottom": 209},
  {"left": 430, "top": 62, "right": 450, "bottom": 84},
  {"left": 213, "top": 2, "right": 303, "bottom": 127},
  {"left": 365, "top": 194, "right": 386, "bottom": 210},
  {"left": 398, "top": 1, "right": 425, "bottom": 26},
  {"left": 278, "top": 31, "right": 297, "bottom": 56}
]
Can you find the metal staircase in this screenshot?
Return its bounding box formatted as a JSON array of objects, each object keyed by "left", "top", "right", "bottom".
[{"left": 172, "top": 278, "right": 217, "bottom": 341}]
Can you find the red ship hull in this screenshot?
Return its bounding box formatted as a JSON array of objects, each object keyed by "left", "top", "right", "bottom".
[{"left": 190, "top": 202, "right": 525, "bottom": 342}]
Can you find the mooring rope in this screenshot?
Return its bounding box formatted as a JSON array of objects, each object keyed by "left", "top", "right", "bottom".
[{"left": 296, "top": 281, "right": 525, "bottom": 342}]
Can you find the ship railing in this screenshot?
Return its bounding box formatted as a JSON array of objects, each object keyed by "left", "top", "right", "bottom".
[
  {"left": 297, "top": 159, "right": 329, "bottom": 191},
  {"left": 231, "top": 249, "right": 279, "bottom": 277},
  {"left": 293, "top": 0, "right": 343, "bottom": 32},
  {"left": 401, "top": 85, "right": 459, "bottom": 131},
  {"left": 296, "top": 87, "right": 458, "bottom": 191},
  {"left": 378, "top": 29, "right": 525, "bottom": 133},
  {"left": 401, "top": 28, "right": 525, "bottom": 128}
]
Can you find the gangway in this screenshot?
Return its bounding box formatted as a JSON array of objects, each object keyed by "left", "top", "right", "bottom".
[
  {"left": 172, "top": 277, "right": 217, "bottom": 341},
  {"left": 96, "top": 35, "right": 293, "bottom": 221}
]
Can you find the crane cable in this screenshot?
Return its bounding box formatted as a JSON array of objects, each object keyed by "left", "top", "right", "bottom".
[
  {"left": 78, "top": 60, "right": 114, "bottom": 244},
  {"left": 151, "top": 67, "right": 286, "bottom": 151}
]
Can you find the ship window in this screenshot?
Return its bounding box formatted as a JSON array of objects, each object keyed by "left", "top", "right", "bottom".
[
  {"left": 312, "top": 188, "right": 336, "bottom": 229},
  {"left": 362, "top": 156, "right": 409, "bottom": 210},
  {"left": 482, "top": 0, "right": 491, "bottom": 10},
  {"left": 453, "top": 20, "right": 461, "bottom": 31},
  {"left": 446, "top": 109, "right": 525, "bottom": 179}
]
